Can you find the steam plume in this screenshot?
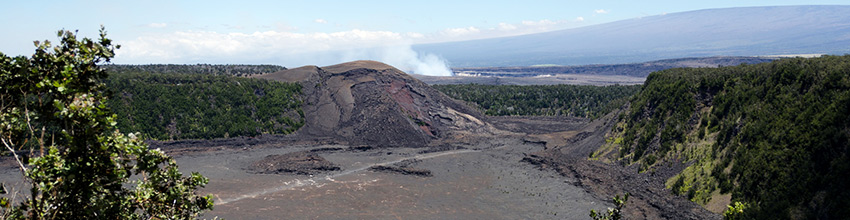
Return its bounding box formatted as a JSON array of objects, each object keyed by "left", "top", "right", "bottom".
[{"left": 342, "top": 44, "right": 453, "bottom": 76}]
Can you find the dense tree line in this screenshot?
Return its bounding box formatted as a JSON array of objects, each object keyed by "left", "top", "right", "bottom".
[
  {"left": 433, "top": 84, "right": 640, "bottom": 119},
  {"left": 104, "top": 64, "right": 286, "bottom": 77},
  {"left": 105, "top": 71, "right": 303, "bottom": 140},
  {"left": 608, "top": 55, "right": 850, "bottom": 219}
]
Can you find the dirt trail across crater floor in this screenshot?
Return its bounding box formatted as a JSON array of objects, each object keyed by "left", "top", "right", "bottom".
[
  {"left": 216, "top": 148, "right": 478, "bottom": 205},
  {"left": 170, "top": 136, "right": 608, "bottom": 220}
]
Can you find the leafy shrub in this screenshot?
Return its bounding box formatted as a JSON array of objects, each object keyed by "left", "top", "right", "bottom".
[
  {"left": 590, "top": 193, "right": 630, "bottom": 220},
  {"left": 0, "top": 27, "right": 212, "bottom": 219}
]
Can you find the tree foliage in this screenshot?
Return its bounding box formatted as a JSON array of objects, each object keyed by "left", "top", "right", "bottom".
[
  {"left": 590, "top": 193, "right": 629, "bottom": 220},
  {"left": 103, "top": 64, "right": 285, "bottom": 77},
  {"left": 104, "top": 71, "right": 303, "bottom": 140},
  {"left": 612, "top": 55, "right": 850, "bottom": 219},
  {"left": 0, "top": 28, "right": 213, "bottom": 219},
  {"left": 723, "top": 201, "right": 747, "bottom": 220},
  {"left": 433, "top": 84, "right": 640, "bottom": 119}
]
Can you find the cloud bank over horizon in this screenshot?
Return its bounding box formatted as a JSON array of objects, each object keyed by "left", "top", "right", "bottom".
[{"left": 114, "top": 19, "right": 578, "bottom": 76}]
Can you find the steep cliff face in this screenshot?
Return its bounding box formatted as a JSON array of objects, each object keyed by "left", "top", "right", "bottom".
[
  {"left": 593, "top": 55, "right": 850, "bottom": 219},
  {"left": 253, "top": 60, "right": 496, "bottom": 147}
]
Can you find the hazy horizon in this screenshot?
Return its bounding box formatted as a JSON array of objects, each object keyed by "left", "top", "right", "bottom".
[{"left": 2, "top": 1, "right": 849, "bottom": 76}]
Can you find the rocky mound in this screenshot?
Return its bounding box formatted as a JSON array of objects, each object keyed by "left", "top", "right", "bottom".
[
  {"left": 368, "top": 165, "right": 433, "bottom": 177},
  {"left": 248, "top": 151, "right": 340, "bottom": 175},
  {"left": 252, "top": 60, "right": 497, "bottom": 147}
]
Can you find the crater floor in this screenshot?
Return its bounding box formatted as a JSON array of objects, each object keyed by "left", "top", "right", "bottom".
[{"left": 178, "top": 137, "right": 607, "bottom": 220}]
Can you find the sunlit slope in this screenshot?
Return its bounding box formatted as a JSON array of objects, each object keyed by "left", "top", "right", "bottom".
[{"left": 596, "top": 55, "right": 850, "bottom": 218}]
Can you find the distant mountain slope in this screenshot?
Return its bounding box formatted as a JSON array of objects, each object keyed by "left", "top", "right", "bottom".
[
  {"left": 414, "top": 5, "right": 850, "bottom": 67},
  {"left": 413, "top": 56, "right": 774, "bottom": 86},
  {"left": 452, "top": 56, "right": 777, "bottom": 78}
]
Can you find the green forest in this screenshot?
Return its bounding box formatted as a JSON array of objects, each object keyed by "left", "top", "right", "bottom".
[
  {"left": 599, "top": 55, "right": 850, "bottom": 219},
  {"left": 105, "top": 69, "right": 303, "bottom": 140},
  {"left": 433, "top": 84, "right": 640, "bottom": 119},
  {"left": 104, "top": 64, "right": 286, "bottom": 77}
]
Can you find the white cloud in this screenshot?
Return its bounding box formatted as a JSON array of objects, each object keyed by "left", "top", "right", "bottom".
[
  {"left": 521, "top": 19, "right": 558, "bottom": 26},
  {"left": 406, "top": 32, "right": 425, "bottom": 39},
  {"left": 119, "top": 30, "right": 407, "bottom": 59},
  {"left": 275, "top": 22, "right": 298, "bottom": 32},
  {"left": 115, "top": 29, "right": 453, "bottom": 76},
  {"left": 595, "top": 9, "right": 609, "bottom": 14},
  {"left": 147, "top": 23, "right": 167, "bottom": 28},
  {"left": 314, "top": 19, "right": 328, "bottom": 24},
  {"left": 576, "top": 17, "right": 585, "bottom": 21},
  {"left": 497, "top": 22, "right": 517, "bottom": 31},
  {"left": 116, "top": 17, "right": 582, "bottom": 75},
  {"left": 494, "top": 19, "right": 573, "bottom": 36},
  {"left": 440, "top": 26, "right": 481, "bottom": 37},
  {"left": 222, "top": 24, "right": 245, "bottom": 30}
]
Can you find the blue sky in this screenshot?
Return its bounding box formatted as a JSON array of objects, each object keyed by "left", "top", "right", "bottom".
[{"left": 1, "top": 0, "right": 847, "bottom": 72}]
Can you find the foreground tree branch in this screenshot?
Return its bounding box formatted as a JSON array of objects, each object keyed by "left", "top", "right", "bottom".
[{"left": 0, "top": 27, "right": 213, "bottom": 219}]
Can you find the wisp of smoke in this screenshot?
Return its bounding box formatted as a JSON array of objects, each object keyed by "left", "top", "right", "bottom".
[
  {"left": 339, "top": 44, "right": 453, "bottom": 76},
  {"left": 377, "top": 45, "right": 453, "bottom": 76}
]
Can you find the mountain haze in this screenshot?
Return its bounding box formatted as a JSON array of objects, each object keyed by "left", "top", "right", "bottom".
[{"left": 414, "top": 5, "right": 850, "bottom": 67}]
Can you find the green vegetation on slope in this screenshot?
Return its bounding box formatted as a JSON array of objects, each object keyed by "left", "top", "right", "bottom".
[
  {"left": 433, "top": 84, "right": 640, "bottom": 119},
  {"left": 105, "top": 71, "right": 303, "bottom": 140},
  {"left": 600, "top": 55, "right": 850, "bottom": 219},
  {"left": 104, "top": 64, "right": 286, "bottom": 77}
]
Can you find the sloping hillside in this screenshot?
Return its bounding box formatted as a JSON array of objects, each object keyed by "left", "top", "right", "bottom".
[
  {"left": 415, "top": 6, "right": 850, "bottom": 67},
  {"left": 594, "top": 55, "right": 850, "bottom": 218},
  {"left": 104, "top": 64, "right": 286, "bottom": 77},
  {"left": 106, "top": 69, "right": 303, "bottom": 140},
  {"left": 433, "top": 84, "right": 640, "bottom": 119}
]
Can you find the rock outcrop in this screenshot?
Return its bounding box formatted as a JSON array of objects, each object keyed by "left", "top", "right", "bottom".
[{"left": 252, "top": 60, "right": 496, "bottom": 147}]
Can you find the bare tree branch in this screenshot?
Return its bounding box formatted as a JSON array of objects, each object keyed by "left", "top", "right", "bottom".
[{"left": 1, "top": 137, "right": 27, "bottom": 174}]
